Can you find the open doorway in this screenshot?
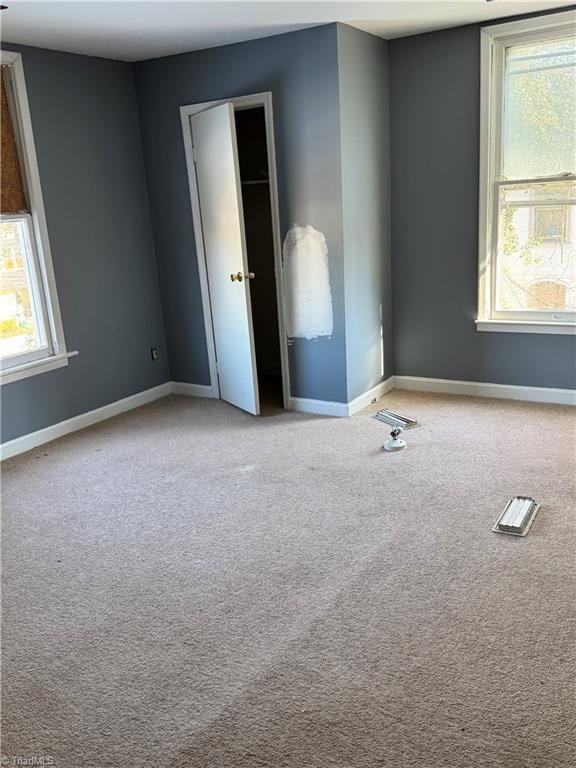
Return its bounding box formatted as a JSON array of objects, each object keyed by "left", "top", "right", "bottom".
[
  {"left": 181, "top": 93, "right": 289, "bottom": 416},
  {"left": 234, "top": 106, "right": 283, "bottom": 411}
]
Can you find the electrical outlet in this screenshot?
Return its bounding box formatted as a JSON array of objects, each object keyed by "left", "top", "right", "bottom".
[{"left": 150, "top": 347, "right": 159, "bottom": 361}]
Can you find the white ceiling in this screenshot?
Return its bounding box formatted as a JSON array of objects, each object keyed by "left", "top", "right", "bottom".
[{"left": 1, "top": 0, "right": 573, "bottom": 62}]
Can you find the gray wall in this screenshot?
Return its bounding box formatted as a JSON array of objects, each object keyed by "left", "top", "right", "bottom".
[
  {"left": 1, "top": 44, "right": 168, "bottom": 443},
  {"left": 5, "top": 16, "right": 571, "bottom": 447},
  {"left": 135, "top": 24, "right": 349, "bottom": 403},
  {"left": 337, "top": 25, "right": 393, "bottom": 401},
  {"left": 389, "top": 24, "right": 576, "bottom": 389}
]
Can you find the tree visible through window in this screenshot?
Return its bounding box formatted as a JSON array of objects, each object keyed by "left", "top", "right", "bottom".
[{"left": 0, "top": 218, "right": 46, "bottom": 359}]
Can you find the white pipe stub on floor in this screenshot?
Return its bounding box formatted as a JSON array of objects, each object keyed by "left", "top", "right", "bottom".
[
  {"left": 376, "top": 409, "right": 416, "bottom": 452},
  {"left": 383, "top": 426, "right": 407, "bottom": 452}
]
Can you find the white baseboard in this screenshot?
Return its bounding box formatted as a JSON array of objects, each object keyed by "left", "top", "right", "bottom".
[
  {"left": 393, "top": 375, "right": 576, "bottom": 406},
  {"left": 171, "top": 381, "right": 219, "bottom": 398},
  {"left": 1, "top": 379, "right": 219, "bottom": 461},
  {"left": 0, "top": 382, "right": 172, "bottom": 461},
  {"left": 288, "top": 396, "right": 349, "bottom": 417},
  {"left": 348, "top": 377, "right": 395, "bottom": 416},
  {"left": 289, "top": 377, "right": 394, "bottom": 417},
  {"left": 3, "top": 373, "right": 572, "bottom": 460}
]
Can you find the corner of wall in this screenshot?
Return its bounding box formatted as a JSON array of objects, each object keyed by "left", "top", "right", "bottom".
[{"left": 337, "top": 25, "right": 393, "bottom": 403}]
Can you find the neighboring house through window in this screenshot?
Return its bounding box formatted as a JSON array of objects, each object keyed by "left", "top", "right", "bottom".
[
  {"left": 527, "top": 279, "right": 567, "bottom": 310},
  {"left": 0, "top": 50, "right": 72, "bottom": 385},
  {"left": 477, "top": 11, "right": 576, "bottom": 334},
  {"left": 532, "top": 206, "right": 570, "bottom": 243}
]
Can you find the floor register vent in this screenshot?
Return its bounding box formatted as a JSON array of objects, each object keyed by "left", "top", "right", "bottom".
[
  {"left": 374, "top": 409, "right": 418, "bottom": 430},
  {"left": 492, "top": 497, "right": 540, "bottom": 537}
]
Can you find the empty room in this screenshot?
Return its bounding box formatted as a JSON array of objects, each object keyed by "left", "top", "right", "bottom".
[{"left": 1, "top": 1, "right": 575, "bottom": 766}]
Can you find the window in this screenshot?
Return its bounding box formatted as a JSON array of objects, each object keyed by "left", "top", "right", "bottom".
[
  {"left": 478, "top": 12, "right": 576, "bottom": 334},
  {"left": 0, "top": 51, "right": 71, "bottom": 384},
  {"left": 0, "top": 216, "right": 49, "bottom": 362}
]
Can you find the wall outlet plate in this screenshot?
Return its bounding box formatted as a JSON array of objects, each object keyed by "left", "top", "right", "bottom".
[{"left": 150, "top": 347, "right": 159, "bottom": 361}]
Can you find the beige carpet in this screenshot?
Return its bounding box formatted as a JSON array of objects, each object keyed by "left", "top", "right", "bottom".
[{"left": 1, "top": 391, "right": 575, "bottom": 768}]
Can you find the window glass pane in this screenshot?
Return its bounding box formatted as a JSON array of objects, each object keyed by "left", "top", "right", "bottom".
[
  {"left": 0, "top": 219, "right": 46, "bottom": 359},
  {"left": 503, "top": 35, "right": 576, "bottom": 180},
  {"left": 495, "top": 182, "right": 576, "bottom": 312}
]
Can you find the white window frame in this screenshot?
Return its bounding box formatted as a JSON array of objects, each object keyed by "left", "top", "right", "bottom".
[
  {"left": 477, "top": 11, "right": 576, "bottom": 336},
  {"left": 0, "top": 50, "right": 75, "bottom": 385}
]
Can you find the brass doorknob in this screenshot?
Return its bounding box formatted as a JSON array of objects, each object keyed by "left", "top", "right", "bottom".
[
  {"left": 246, "top": 272, "right": 255, "bottom": 279},
  {"left": 230, "top": 272, "right": 243, "bottom": 282}
]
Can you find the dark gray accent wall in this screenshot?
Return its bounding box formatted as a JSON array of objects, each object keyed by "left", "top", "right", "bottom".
[
  {"left": 1, "top": 44, "right": 168, "bottom": 443},
  {"left": 389, "top": 24, "right": 576, "bottom": 389},
  {"left": 337, "top": 25, "right": 393, "bottom": 401},
  {"left": 134, "top": 24, "right": 349, "bottom": 402}
]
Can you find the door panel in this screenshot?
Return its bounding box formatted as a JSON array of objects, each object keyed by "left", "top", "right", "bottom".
[{"left": 191, "top": 103, "right": 259, "bottom": 415}]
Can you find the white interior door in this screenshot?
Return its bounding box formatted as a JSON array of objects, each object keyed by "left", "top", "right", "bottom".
[{"left": 191, "top": 103, "right": 260, "bottom": 415}]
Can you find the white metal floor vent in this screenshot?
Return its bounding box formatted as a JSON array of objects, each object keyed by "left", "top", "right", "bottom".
[
  {"left": 492, "top": 497, "right": 540, "bottom": 537},
  {"left": 374, "top": 409, "right": 418, "bottom": 429}
]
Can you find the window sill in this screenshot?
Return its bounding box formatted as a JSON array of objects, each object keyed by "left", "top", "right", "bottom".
[
  {"left": 1, "top": 350, "right": 78, "bottom": 385},
  {"left": 476, "top": 320, "right": 576, "bottom": 336}
]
